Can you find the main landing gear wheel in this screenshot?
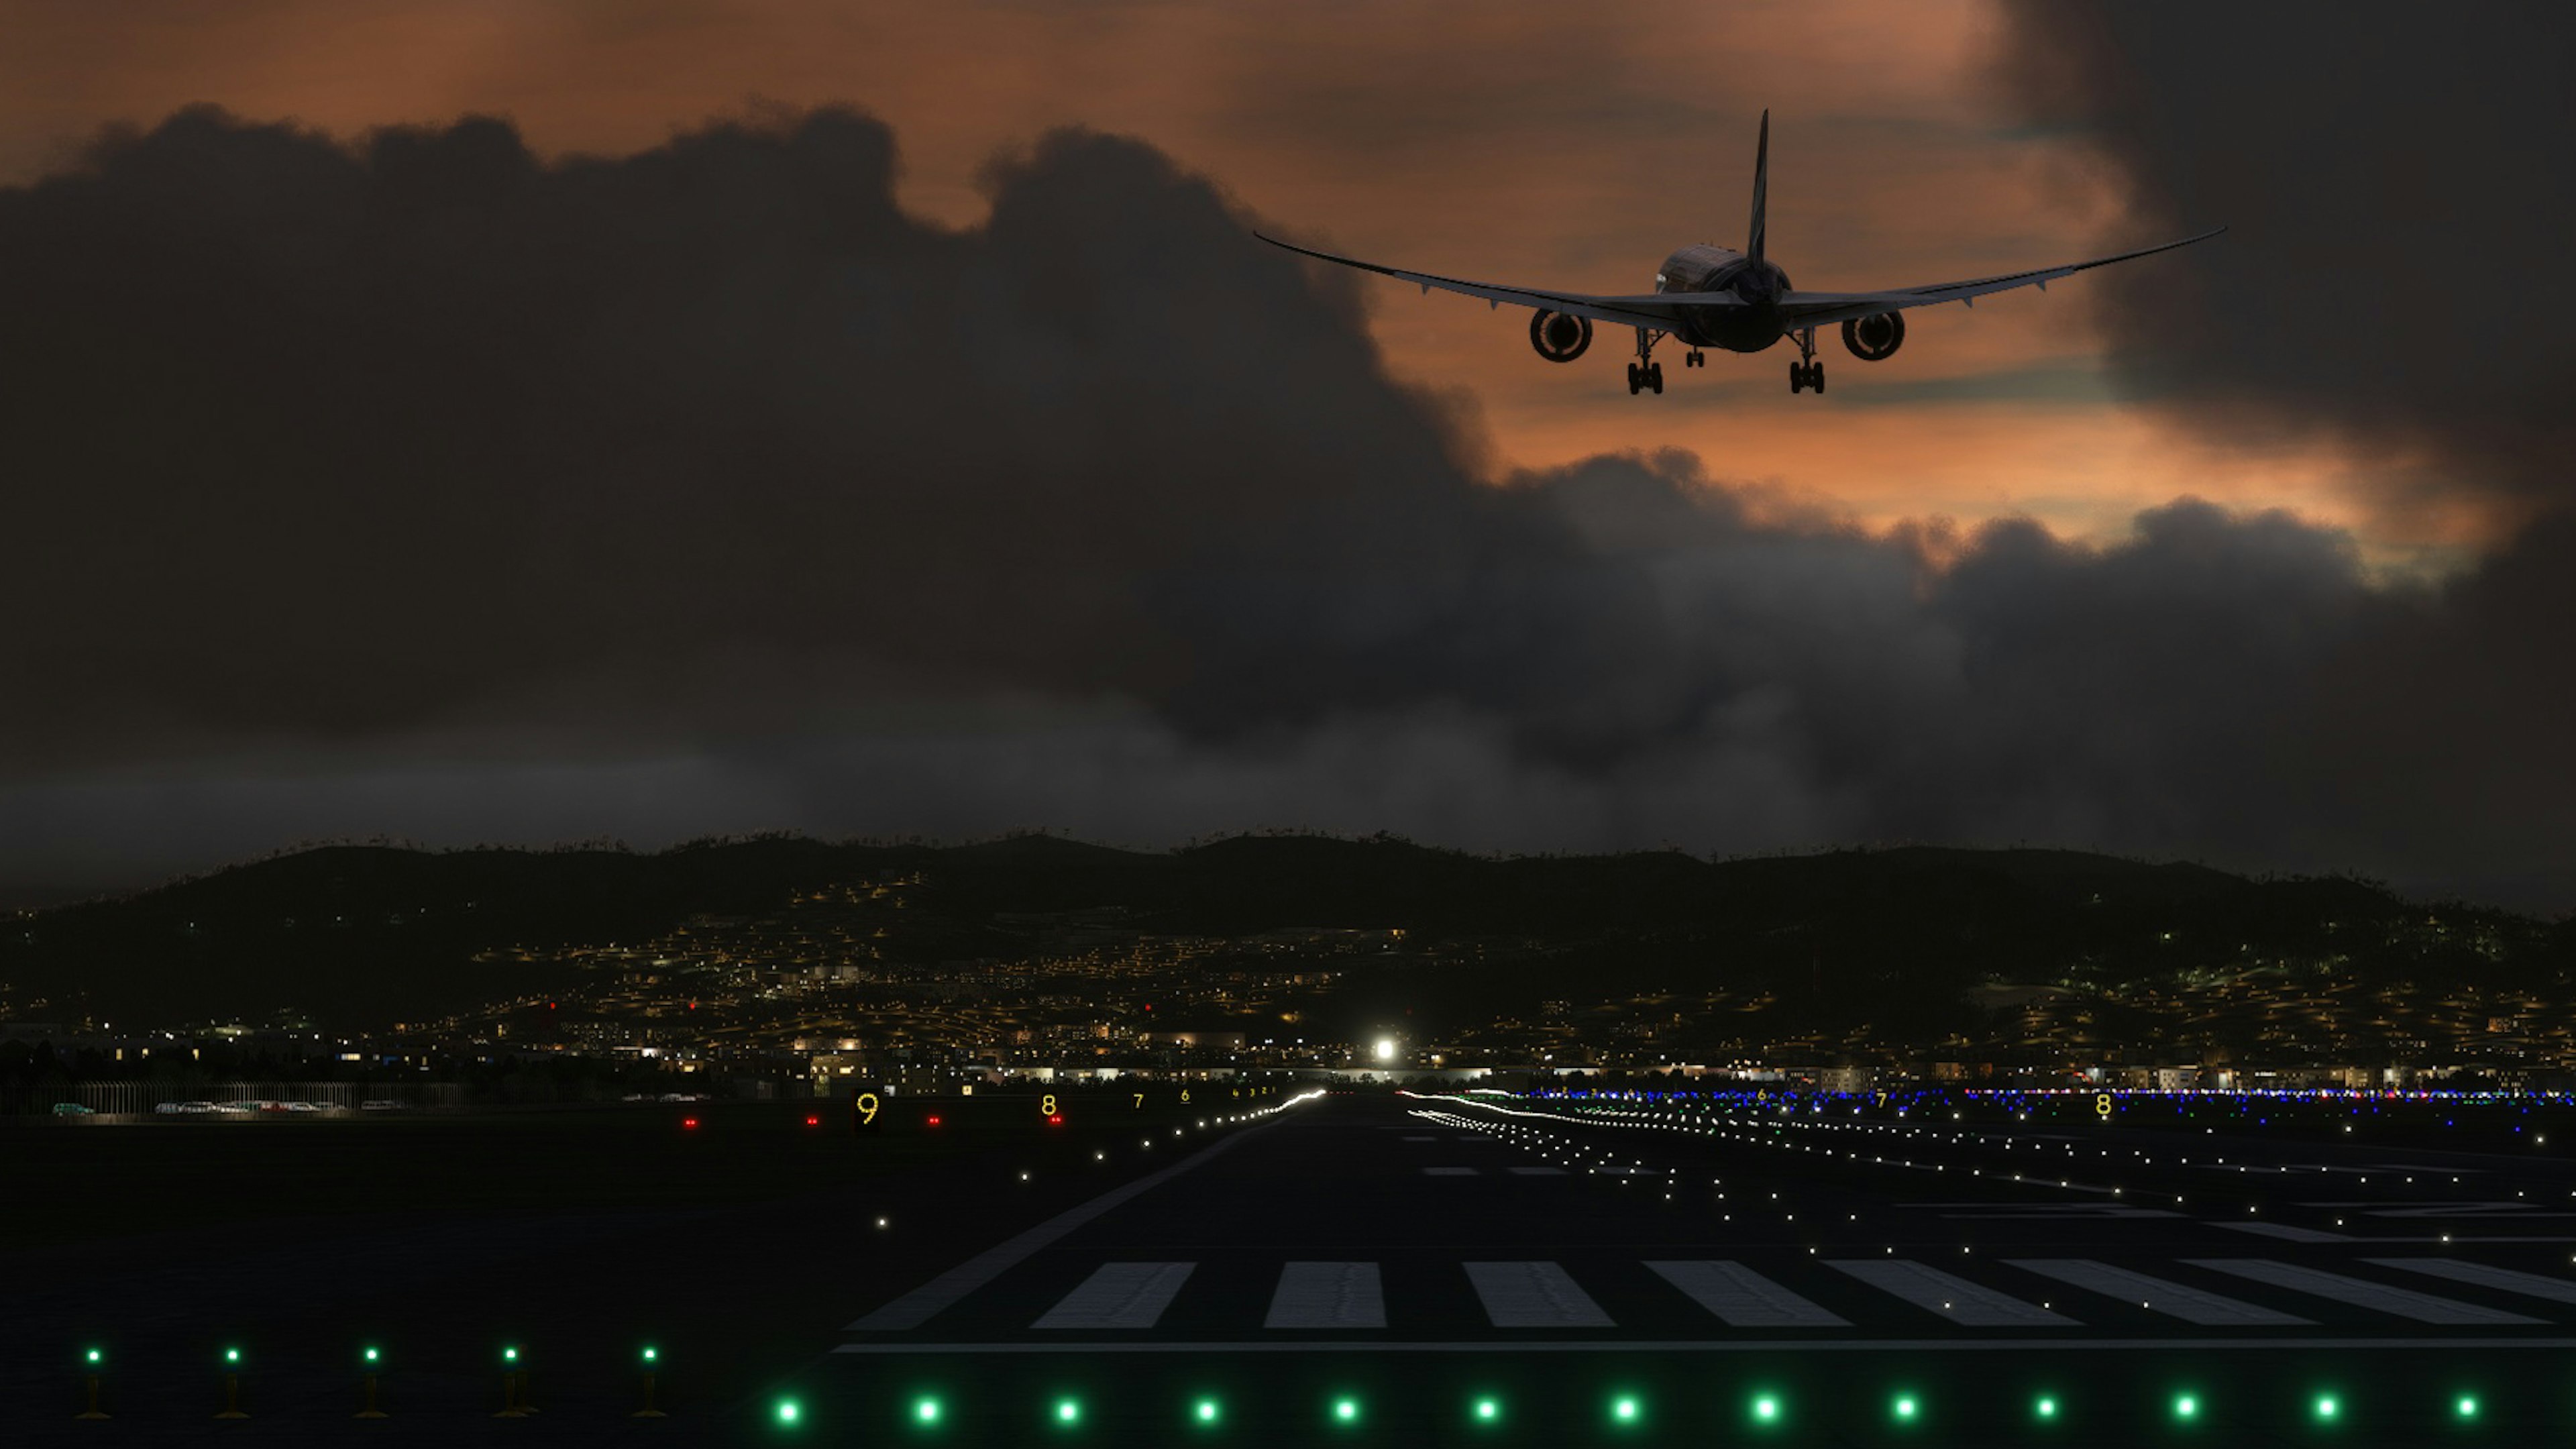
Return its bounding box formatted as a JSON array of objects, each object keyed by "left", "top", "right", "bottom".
[
  {"left": 1627, "top": 363, "right": 1643, "bottom": 395},
  {"left": 1648, "top": 362, "right": 1664, "bottom": 394}
]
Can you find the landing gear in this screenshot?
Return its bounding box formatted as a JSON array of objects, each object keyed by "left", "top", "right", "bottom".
[
  {"left": 1628, "top": 328, "right": 1666, "bottom": 395},
  {"left": 1684, "top": 350, "right": 1705, "bottom": 368},
  {"left": 1786, "top": 326, "right": 1824, "bottom": 394}
]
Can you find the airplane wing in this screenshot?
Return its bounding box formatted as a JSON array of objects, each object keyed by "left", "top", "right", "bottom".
[
  {"left": 1778, "top": 227, "right": 2226, "bottom": 330},
  {"left": 1256, "top": 232, "right": 1745, "bottom": 332}
]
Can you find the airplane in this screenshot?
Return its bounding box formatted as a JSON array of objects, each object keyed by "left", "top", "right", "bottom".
[{"left": 1258, "top": 110, "right": 2222, "bottom": 396}]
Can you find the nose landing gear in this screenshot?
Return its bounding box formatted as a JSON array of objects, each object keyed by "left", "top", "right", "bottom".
[{"left": 1684, "top": 350, "right": 1706, "bottom": 368}]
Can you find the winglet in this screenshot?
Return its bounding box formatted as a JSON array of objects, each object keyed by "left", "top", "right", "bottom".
[{"left": 1748, "top": 109, "right": 1770, "bottom": 266}]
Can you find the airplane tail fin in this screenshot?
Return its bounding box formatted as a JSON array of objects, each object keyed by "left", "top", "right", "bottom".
[{"left": 1748, "top": 109, "right": 1770, "bottom": 265}]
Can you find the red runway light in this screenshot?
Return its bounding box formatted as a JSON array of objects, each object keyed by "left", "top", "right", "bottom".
[
  {"left": 682, "top": 1117, "right": 700, "bottom": 1130},
  {"left": 927, "top": 1115, "right": 943, "bottom": 1126},
  {"left": 806, "top": 1115, "right": 820, "bottom": 1127},
  {"left": 1049, "top": 1114, "right": 1064, "bottom": 1126}
]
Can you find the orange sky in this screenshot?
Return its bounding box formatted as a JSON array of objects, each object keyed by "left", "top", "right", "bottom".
[{"left": 0, "top": 0, "right": 2441, "bottom": 564}]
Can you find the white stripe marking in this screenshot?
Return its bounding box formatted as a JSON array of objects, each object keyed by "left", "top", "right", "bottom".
[
  {"left": 1830, "top": 1260, "right": 2079, "bottom": 1327},
  {"left": 1421, "top": 1166, "right": 1481, "bottom": 1176},
  {"left": 2008, "top": 1259, "right": 2310, "bottom": 1326},
  {"left": 2214, "top": 1222, "right": 2353, "bottom": 1243},
  {"left": 2367, "top": 1258, "right": 2576, "bottom": 1305},
  {"left": 1033, "top": 1262, "right": 1196, "bottom": 1330},
  {"left": 1647, "top": 1260, "right": 1848, "bottom": 1328},
  {"left": 1466, "top": 1261, "right": 1615, "bottom": 1328},
  {"left": 2185, "top": 1259, "right": 2544, "bottom": 1325},
  {"left": 1265, "top": 1262, "right": 1386, "bottom": 1329}
]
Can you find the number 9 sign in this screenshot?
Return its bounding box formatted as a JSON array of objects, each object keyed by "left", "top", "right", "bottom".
[{"left": 853, "top": 1091, "right": 882, "bottom": 1134}]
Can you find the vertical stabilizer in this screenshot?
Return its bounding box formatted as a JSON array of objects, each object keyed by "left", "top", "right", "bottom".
[{"left": 1747, "top": 109, "right": 1770, "bottom": 265}]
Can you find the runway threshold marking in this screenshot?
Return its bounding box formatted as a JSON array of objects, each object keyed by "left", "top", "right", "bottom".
[
  {"left": 2006, "top": 1259, "right": 2312, "bottom": 1326},
  {"left": 2186, "top": 1259, "right": 2546, "bottom": 1325},
  {"left": 2367, "top": 1258, "right": 2576, "bottom": 1305},
  {"left": 1034, "top": 1262, "right": 1196, "bottom": 1329},
  {"left": 1829, "top": 1260, "right": 2080, "bottom": 1328},
  {"left": 845, "top": 1117, "right": 1279, "bottom": 1332},
  {"left": 1265, "top": 1262, "right": 1387, "bottom": 1329},
  {"left": 832, "top": 1336, "right": 2576, "bottom": 1356},
  {"left": 1464, "top": 1261, "right": 1616, "bottom": 1328},
  {"left": 1646, "top": 1260, "right": 1849, "bottom": 1328}
]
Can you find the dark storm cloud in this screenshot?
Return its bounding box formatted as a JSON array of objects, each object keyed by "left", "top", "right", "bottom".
[
  {"left": 2, "top": 101, "right": 2571, "bottom": 908},
  {"left": 1990, "top": 2, "right": 2576, "bottom": 517},
  {"left": 0, "top": 105, "right": 1641, "bottom": 757}
]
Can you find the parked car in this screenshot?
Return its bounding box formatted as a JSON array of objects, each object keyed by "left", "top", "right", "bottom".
[
  {"left": 50, "top": 1102, "right": 95, "bottom": 1116},
  {"left": 359, "top": 1099, "right": 407, "bottom": 1112}
]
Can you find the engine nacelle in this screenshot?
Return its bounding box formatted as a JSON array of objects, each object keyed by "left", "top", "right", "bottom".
[
  {"left": 1841, "top": 311, "right": 1904, "bottom": 362},
  {"left": 1529, "top": 309, "right": 1593, "bottom": 363}
]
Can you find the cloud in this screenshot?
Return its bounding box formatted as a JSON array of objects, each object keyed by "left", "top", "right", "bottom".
[{"left": 1, "top": 101, "right": 2572, "bottom": 910}]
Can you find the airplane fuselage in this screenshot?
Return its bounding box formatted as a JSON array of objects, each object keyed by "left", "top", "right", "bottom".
[{"left": 1654, "top": 244, "right": 1790, "bottom": 352}]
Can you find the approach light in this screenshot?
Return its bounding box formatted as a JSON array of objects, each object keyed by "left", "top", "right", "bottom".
[
  {"left": 1334, "top": 1397, "right": 1361, "bottom": 1424},
  {"left": 914, "top": 1395, "right": 943, "bottom": 1424},
  {"left": 363, "top": 1346, "right": 380, "bottom": 1364},
  {"left": 2455, "top": 1395, "right": 2479, "bottom": 1419},
  {"left": 2174, "top": 1393, "right": 2198, "bottom": 1421},
  {"left": 1752, "top": 1394, "right": 1782, "bottom": 1424},
  {"left": 641, "top": 1346, "right": 658, "bottom": 1364},
  {"left": 1053, "top": 1397, "right": 1081, "bottom": 1425},
  {"left": 224, "top": 1348, "right": 242, "bottom": 1365},
  {"left": 85, "top": 1348, "right": 103, "bottom": 1366},
  {"left": 502, "top": 1346, "right": 519, "bottom": 1364},
  {"left": 1474, "top": 1397, "right": 1501, "bottom": 1422},
  {"left": 1611, "top": 1395, "right": 1640, "bottom": 1422},
  {"left": 1893, "top": 1395, "right": 1919, "bottom": 1421},
  {"left": 1195, "top": 1398, "right": 1221, "bottom": 1425},
  {"left": 2035, "top": 1395, "right": 2058, "bottom": 1419},
  {"left": 2314, "top": 1395, "right": 2339, "bottom": 1421},
  {"left": 777, "top": 1398, "right": 802, "bottom": 1426}
]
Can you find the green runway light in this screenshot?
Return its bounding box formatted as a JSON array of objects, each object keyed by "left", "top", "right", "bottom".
[
  {"left": 1054, "top": 1398, "right": 1081, "bottom": 1425},
  {"left": 85, "top": 1348, "right": 102, "bottom": 1366},
  {"left": 776, "top": 1398, "right": 802, "bottom": 1426},
  {"left": 2314, "top": 1395, "right": 2339, "bottom": 1421},
  {"left": 1474, "top": 1397, "right": 1501, "bottom": 1422},
  {"left": 2173, "top": 1393, "right": 2198, "bottom": 1421},
  {"left": 1333, "top": 1397, "right": 1360, "bottom": 1424},
  {"left": 363, "top": 1346, "right": 380, "bottom": 1364},
  {"left": 503, "top": 1346, "right": 519, "bottom": 1364},
  {"left": 1194, "top": 1398, "right": 1221, "bottom": 1425},
  {"left": 1752, "top": 1394, "right": 1782, "bottom": 1424},
  {"left": 1893, "top": 1394, "right": 1919, "bottom": 1421},
  {"left": 223, "top": 1348, "right": 241, "bottom": 1365},
  {"left": 1611, "top": 1395, "right": 1641, "bottom": 1423},
  {"left": 914, "top": 1396, "right": 943, "bottom": 1424},
  {"left": 641, "top": 1346, "right": 658, "bottom": 1364},
  {"left": 2035, "top": 1395, "right": 2058, "bottom": 1419},
  {"left": 2455, "top": 1395, "right": 2479, "bottom": 1420}
]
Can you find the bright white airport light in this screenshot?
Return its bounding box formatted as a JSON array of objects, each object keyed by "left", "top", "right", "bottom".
[{"left": 1374, "top": 1038, "right": 1396, "bottom": 1062}]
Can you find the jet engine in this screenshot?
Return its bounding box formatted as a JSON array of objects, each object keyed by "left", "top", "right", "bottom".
[
  {"left": 1841, "top": 311, "right": 1904, "bottom": 362},
  {"left": 1529, "top": 309, "right": 1593, "bottom": 363}
]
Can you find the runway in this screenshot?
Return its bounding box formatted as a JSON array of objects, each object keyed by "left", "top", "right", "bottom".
[{"left": 794, "top": 1089, "right": 2576, "bottom": 1444}]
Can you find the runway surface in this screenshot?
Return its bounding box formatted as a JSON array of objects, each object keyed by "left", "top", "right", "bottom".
[{"left": 798, "top": 1089, "right": 2576, "bottom": 1444}]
